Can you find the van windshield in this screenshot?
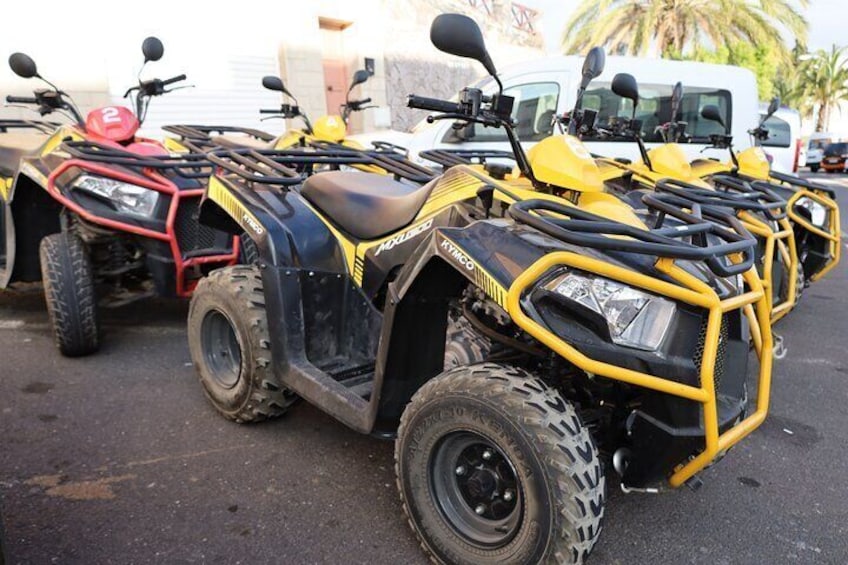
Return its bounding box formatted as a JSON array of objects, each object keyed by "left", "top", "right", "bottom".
[{"left": 580, "top": 83, "right": 732, "bottom": 143}]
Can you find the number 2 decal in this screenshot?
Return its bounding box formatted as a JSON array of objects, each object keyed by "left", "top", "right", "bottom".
[{"left": 101, "top": 107, "right": 121, "bottom": 124}]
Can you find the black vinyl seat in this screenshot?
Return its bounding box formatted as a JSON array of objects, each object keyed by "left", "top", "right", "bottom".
[{"left": 301, "top": 171, "right": 434, "bottom": 240}]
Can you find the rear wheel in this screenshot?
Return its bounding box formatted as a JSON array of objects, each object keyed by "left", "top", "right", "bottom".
[
  {"left": 188, "top": 266, "right": 297, "bottom": 423},
  {"left": 39, "top": 232, "right": 99, "bottom": 356},
  {"left": 396, "top": 364, "right": 605, "bottom": 564}
]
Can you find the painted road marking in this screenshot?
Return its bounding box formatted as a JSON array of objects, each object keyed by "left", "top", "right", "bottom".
[
  {"left": 0, "top": 320, "right": 24, "bottom": 329},
  {"left": 0, "top": 320, "right": 183, "bottom": 334}
]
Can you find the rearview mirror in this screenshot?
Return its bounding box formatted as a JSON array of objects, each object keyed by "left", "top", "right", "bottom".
[
  {"left": 262, "top": 75, "right": 286, "bottom": 93},
  {"left": 580, "top": 47, "right": 605, "bottom": 89},
  {"left": 9, "top": 53, "right": 38, "bottom": 79},
  {"left": 349, "top": 69, "right": 370, "bottom": 91},
  {"left": 670, "top": 81, "right": 683, "bottom": 121},
  {"left": 700, "top": 105, "right": 726, "bottom": 130},
  {"left": 430, "top": 13, "right": 497, "bottom": 78},
  {"left": 142, "top": 37, "right": 164, "bottom": 63},
  {"left": 611, "top": 73, "right": 639, "bottom": 105}
]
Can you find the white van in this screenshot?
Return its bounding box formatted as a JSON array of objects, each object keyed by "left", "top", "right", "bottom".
[
  {"left": 757, "top": 105, "right": 803, "bottom": 174},
  {"left": 357, "top": 56, "right": 760, "bottom": 166}
]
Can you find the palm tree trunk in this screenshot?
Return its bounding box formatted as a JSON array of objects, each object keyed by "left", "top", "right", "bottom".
[{"left": 816, "top": 103, "right": 828, "bottom": 131}]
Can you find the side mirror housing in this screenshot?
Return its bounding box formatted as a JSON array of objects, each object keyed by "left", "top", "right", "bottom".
[
  {"left": 700, "top": 104, "right": 727, "bottom": 130},
  {"left": 142, "top": 37, "right": 165, "bottom": 63},
  {"left": 9, "top": 53, "right": 38, "bottom": 79},
  {"left": 580, "top": 46, "right": 606, "bottom": 89},
  {"left": 611, "top": 73, "right": 639, "bottom": 106},
  {"left": 262, "top": 75, "right": 285, "bottom": 92},
  {"left": 430, "top": 13, "right": 497, "bottom": 77},
  {"left": 349, "top": 69, "right": 370, "bottom": 91}
]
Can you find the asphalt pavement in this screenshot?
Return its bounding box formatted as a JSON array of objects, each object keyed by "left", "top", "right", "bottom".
[{"left": 1, "top": 172, "right": 847, "bottom": 564}]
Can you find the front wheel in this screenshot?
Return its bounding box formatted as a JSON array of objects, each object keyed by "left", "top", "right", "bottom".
[
  {"left": 39, "top": 232, "right": 99, "bottom": 356},
  {"left": 810, "top": 164, "right": 819, "bottom": 172},
  {"left": 396, "top": 364, "right": 605, "bottom": 564},
  {"left": 187, "top": 266, "right": 297, "bottom": 423}
]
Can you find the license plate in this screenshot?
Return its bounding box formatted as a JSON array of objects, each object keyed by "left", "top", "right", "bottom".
[{"left": 826, "top": 158, "right": 839, "bottom": 163}]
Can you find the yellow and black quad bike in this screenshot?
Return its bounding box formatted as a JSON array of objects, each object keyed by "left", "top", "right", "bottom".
[
  {"left": 691, "top": 99, "right": 841, "bottom": 285},
  {"left": 593, "top": 76, "right": 799, "bottom": 326},
  {"left": 187, "top": 14, "right": 774, "bottom": 563},
  {"left": 162, "top": 68, "right": 382, "bottom": 154},
  {"left": 0, "top": 38, "right": 237, "bottom": 356}
]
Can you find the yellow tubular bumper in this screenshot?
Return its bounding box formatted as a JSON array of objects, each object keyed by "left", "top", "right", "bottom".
[
  {"left": 506, "top": 252, "right": 772, "bottom": 488},
  {"left": 737, "top": 212, "right": 798, "bottom": 322},
  {"left": 786, "top": 190, "right": 842, "bottom": 281}
]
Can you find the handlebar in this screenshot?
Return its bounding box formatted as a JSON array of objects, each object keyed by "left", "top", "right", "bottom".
[
  {"left": 260, "top": 109, "right": 281, "bottom": 114},
  {"left": 162, "top": 74, "right": 187, "bottom": 87},
  {"left": 6, "top": 95, "right": 38, "bottom": 105},
  {"left": 407, "top": 94, "right": 461, "bottom": 114}
]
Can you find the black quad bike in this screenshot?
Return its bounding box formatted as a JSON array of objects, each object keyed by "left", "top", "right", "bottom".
[
  {"left": 0, "top": 38, "right": 235, "bottom": 356},
  {"left": 187, "top": 14, "right": 774, "bottom": 564}
]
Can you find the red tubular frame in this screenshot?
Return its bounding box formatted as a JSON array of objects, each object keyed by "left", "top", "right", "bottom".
[{"left": 47, "top": 159, "right": 239, "bottom": 297}]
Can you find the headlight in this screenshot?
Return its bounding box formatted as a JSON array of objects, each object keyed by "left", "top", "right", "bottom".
[
  {"left": 795, "top": 197, "right": 827, "bottom": 228},
  {"left": 72, "top": 175, "right": 159, "bottom": 217},
  {"left": 545, "top": 270, "right": 676, "bottom": 351}
]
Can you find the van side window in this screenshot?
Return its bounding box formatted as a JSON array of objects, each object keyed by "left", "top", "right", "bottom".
[
  {"left": 758, "top": 115, "right": 791, "bottom": 148},
  {"left": 443, "top": 82, "right": 560, "bottom": 143},
  {"left": 581, "top": 83, "right": 732, "bottom": 143}
]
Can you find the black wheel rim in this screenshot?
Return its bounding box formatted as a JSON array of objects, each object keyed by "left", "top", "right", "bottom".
[
  {"left": 429, "top": 431, "right": 523, "bottom": 548},
  {"left": 200, "top": 310, "right": 242, "bottom": 389}
]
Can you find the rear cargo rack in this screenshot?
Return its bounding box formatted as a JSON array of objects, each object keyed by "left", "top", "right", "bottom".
[
  {"left": 508, "top": 198, "right": 755, "bottom": 277},
  {"left": 761, "top": 170, "right": 836, "bottom": 198},
  {"left": 419, "top": 148, "right": 516, "bottom": 169},
  {"left": 162, "top": 124, "right": 276, "bottom": 142},
  {"left": 61, "top": 140, "right": 214, "bottom": 179},
  {"left": 0, "top": 119, "right": 60, "bottom": 134},
  {"left": 206, "top": 146, "right": 436, "bottom": 187}
]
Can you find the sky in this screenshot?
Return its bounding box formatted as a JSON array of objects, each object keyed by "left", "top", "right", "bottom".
[{"left": 524, "top": 0, "right": 844, "bottom": 54}]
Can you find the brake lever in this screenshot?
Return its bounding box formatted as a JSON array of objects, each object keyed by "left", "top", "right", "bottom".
[
  {"left": 162, "top": 84, "right": 196, "bottom": 95},
  {"left": 260, "top": 115, "right": 285, "bottom": 122}
]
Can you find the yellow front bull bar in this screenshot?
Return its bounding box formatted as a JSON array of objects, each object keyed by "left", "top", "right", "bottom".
[
  {"left": 506, "top": 251, "right": 772, "bottom": 488},
  {"left": 785, "top": 189, "right": 842, "bottom": 281},
  {"left": 736, "top": 212, "right": 798, "bottom": 322}
]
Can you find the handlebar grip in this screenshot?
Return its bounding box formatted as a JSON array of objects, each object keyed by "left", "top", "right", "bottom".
[
  {"left": 6, "top": 95, "right": 38, "bottom": 104},
  {"left": 260, "top": 109, "right": 281, "bottom": 114},
  {"left": 359, "top": 97, "right": 372, "bottom": 105},
  {"left": 407, "top": 94, "right": 460, "bottom": 114},
  {"left": 162, "top": 74, "right": 187, "bottom": 86}
]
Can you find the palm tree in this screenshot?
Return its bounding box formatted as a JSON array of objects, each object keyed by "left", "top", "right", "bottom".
[
  {"left": 800, "top": 45, "right": 848, "bottom": 131},
  {"left": 562, "top": 0, "right": 808, "bottom": 63}
]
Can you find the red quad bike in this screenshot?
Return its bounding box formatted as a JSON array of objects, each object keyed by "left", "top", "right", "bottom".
[{"left": 0, "top": 38, "right": 238, "bottom": 356}]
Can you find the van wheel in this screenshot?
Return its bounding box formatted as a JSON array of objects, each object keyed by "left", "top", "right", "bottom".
[
  {"left": 809, "top": 164, "right": 819, "bottom": 172},
  {"left": 39, "top": 232, "right": 99, "bottom": 356},
  {"left": 396, "top": 364, "right": 605, "bottom": 564},
  {"left": 188, "top": 266, "right": 297, "bottom": 423}
]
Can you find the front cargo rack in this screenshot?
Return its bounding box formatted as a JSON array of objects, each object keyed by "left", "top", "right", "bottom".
[
  {"left": 61, "top": 140, "right": 214, "bottom": 179},
  {"left": 206, "top": 146, "right": 436, "bottom": 187},
  {"left": 657, "top": 177, "right": 787, "bottom": 221},
  {"left": 162, "top": 124, "right": 276, "bottom": 142},
  {"left": 508, "top": 197, "right": 755, "bottom": 277}
]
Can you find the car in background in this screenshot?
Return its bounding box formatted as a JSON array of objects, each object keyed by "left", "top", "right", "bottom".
[
  {"left": 756, "top": 105, "right": 803, "bottom": 173},
  {"left": 806, "top": 132, "right": 835, "bottom": 172},
  {"left": 822, "top": 141, "right": 848, "bottom": 173}
]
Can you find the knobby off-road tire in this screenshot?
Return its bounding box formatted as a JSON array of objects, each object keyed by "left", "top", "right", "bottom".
[
  {"left": 795, "top": 261, "right": 806, "bottom": 301},
  {"left": 188, "top": 266, "right": 297, "bottom": 423},
  {"left": 396, "top": 364, "right": 605, "bottom": 565},
  {"left": 239, "top": 232, "right": 259, "bottom": 266},
  {"left": 39, "top": 232, "right": 99, "bottom": 357}
]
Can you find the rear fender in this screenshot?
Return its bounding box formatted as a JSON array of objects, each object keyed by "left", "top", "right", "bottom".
[
  {"left": 1, "top": 172, "right": 62, "bottom": 287},
  {"left": 201, "top": 176, "right": 346, "bottom": 273}
]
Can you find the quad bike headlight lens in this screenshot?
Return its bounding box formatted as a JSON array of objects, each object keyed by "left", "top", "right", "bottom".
[
  {"left": 73, "top": 175, "right": 159, "bottom": 217},
  {"left": 545, "top": 271, "right": 676, "bottom": 351},
  {"left": 794, "top": 197, "right": 827, "bottom": 228}
]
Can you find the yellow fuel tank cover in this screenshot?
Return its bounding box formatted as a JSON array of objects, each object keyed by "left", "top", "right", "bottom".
[
  {"left": 735, "top": 147, "right": 771, "bottom": 180},
  {"left": 312, "top": 115, "right": 347, "bottom": 142},
  {"left": 647, "top": 143, "right": 693, "bottom": 179},
  {"left": 526, "top": 135, "right": 603, "bottom": 192}
]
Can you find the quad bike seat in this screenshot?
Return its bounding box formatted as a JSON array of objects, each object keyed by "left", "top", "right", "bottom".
[
  {"left": 302, "top": 171, "right": 434, "bottom": 240},
  {"left": 0, "top": 132, "right": 48, "bottom": 171}
]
